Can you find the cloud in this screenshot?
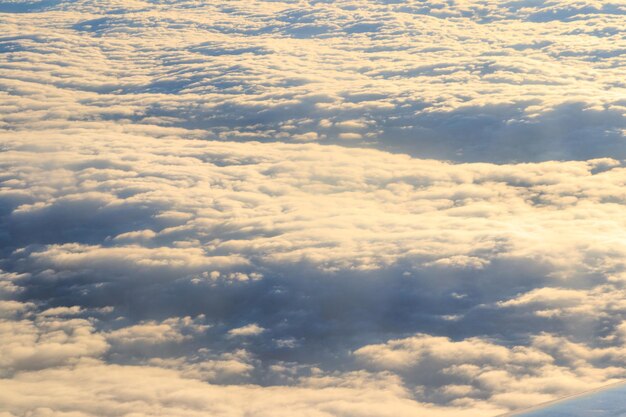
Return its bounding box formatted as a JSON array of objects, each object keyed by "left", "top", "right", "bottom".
[
  {"left": 0, "top": 316, "right": 108, "bottom": 376},
  {"left": 40, "top": 306, "right": 84, "bottom": 317},
  {"left": 107, "top": 316, "right": 208, "bottom": 348},
  {"left": 0, "top": 1, "right": 625, "bottom": 416},
  {"left": 0, "top": 129, "right": 624, "bottom": 413},
  {"left": 227, "top": 323, "right": 265, "bottom": 338},
  {"left": 0, "top": 0, "right": 623, "bottom": 162},
  {"left": 0, "top": 300, "right": 34, "bottom": 319},
  {"left": 354, "top": 332, "right": 626, "bottom": 410},
  {"left": 148, "top": 349, "right": 255, "bottom": 383},
  {"left": 3, "top": 131, "right": 625, "bottom": 277},
  {"left": 0, "top": 359, "right": 504, "bottom": 417}
]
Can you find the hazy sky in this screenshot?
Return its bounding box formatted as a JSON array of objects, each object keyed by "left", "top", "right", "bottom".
[{"left": 1, "top": 1, "right": 625, "bottom": 416}]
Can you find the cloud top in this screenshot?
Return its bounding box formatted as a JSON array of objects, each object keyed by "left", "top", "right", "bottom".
[{"left": 0, "top": 1, "right": 625, "bottom": 416}]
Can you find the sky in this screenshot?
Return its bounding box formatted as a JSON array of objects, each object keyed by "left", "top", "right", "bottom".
[{"left": 0, "top": 1, "right": 625, "bottom": 416}]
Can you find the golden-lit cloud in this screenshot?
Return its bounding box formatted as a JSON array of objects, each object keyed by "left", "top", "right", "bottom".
[{"left": 0, "top": 1, "right": 625, "bottom": 416}]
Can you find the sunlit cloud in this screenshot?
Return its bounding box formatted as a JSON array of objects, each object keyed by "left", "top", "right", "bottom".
[{"left": 0, "top": 0, "right": 625, "bottom": 416}]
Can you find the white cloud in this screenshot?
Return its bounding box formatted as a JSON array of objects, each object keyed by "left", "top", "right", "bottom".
[
  {"left": 40, "top": 306, "right": 84, "bottom": 317},
  {"left": 1, "top": 130, "right": 623, "bottom": 412},
  {"left": 354, "top": 333, "right": 626, "bottom": 410},
  {"left": 497, "top": 285, "right": 626, "bottom": 319},
  {"left": 148, "top": 349, "right": 255, "bottom": 383},
  {"left": 0, "top": 317, "right": 108, "bottom": 375},
  {"left": 0, "top": 1, "right": 625, "bottom": 416},
  {"left": 0, "top": 359, "right": 503, "bottom": 417},
  {"left": 227, "top": 323, "right": 265, "bottom": 338},
  {"left": 0, "top": 0, "right": 623, "bottom": 161},
  {"left": 0, "top": 301, "right": 34, "bottom": 319},
  {"left": 108, "top": 316, "right": 208, "bottom": 348},
  {"left": 3, "top": 131, "right": 625, "bottom": 277}
]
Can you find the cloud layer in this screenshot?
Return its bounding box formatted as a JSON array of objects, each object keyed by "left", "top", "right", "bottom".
[
  {"left": 1, "top": 1, "right": 625, "bottom": 416},
  {"left": 1, "top": 0, "right": 624, "bottom": 161},
  {"left": 2, "top": 129, "right": 626, "bottom": 414}
]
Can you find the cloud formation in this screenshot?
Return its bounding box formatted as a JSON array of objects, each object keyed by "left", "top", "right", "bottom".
[
  {"left": 0, "top": 1, "right": 625, "bottom": 416},
  {"left": 1, "top": 129, "right": 626, "bottom": 414},
  {"left": 0, "top": 0, "right": 624, "bottom": 161}
]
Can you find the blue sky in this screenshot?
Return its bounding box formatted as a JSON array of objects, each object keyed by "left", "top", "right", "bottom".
[{"left": 0, "top": 1, "right": 625, "bottom": 416}]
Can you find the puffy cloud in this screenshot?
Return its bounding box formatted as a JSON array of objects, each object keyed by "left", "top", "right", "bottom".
[
  {"left": 497, "top": 285, "right": 626, "bottom": 319},
  {"left": 148, "top": 349, "right": 255, "bottom": 383},
  {"left": 107, "top": 316, "right": 208, "bottom": 348},
  {"left": 0, "top": 300, "right": 34, "bottom": 319},
  {"left": 0, "top": 0, "right": 623, "bottom": 161},
  {"left": 354, "top": 333, "right": 626, "bottom": 410},
  {"left": 0, "top": 316, "right": 108, "bottom": 376},
  {"left": 0, "top": 129, "right": 624, "bottom": 413},
  {"left": 0, "top": 359, "right": 504, "bottom": 417},
  {"left": 3, "top": 131, "right": 625, "bottom": 277},
  {"left": 40, "top": 306, "right": 84, "bottom": 317},
  {"left": 1, "top": 1, "right": 625, "bottom": 416},
  {"left": 227, "top": 323, "right": 265, "bottom": 338}
]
